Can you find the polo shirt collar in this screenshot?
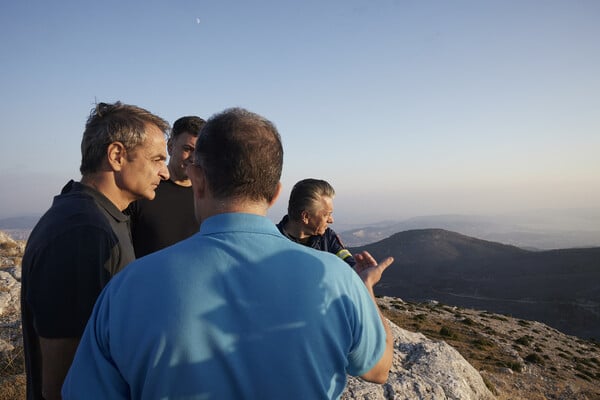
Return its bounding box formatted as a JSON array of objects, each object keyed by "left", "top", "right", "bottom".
[
  {"left": 64, "top": 180, "right": 129, "bottom": 223},
  {"left": 200, "top": 213, "right": 280, "bottom": 236}
]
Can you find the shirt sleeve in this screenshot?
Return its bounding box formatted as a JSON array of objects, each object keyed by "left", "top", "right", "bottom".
[
  {"left": 26, "top": 225, "right": 114, "bottom": 338},
  {"left": 327, "top": 230, "right": 357, "bottom": 267},
  {"left": 345, "top": 273, "right": 387, "bottom": 376},
  {"left": 62, "top": 285, "right": 130, "bottom": 399}
]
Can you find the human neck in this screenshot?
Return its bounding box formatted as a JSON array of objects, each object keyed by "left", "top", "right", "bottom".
[
  {"left": 80, "top": 174, "right": 130, "bottom": 211},
  {"left": 167, "top": 165, "right": 192, "bottom": 187},
  {"left": 198, "top": 198, "right": 270, "bottom": 222},
  {"left": 283, "top": 219, "right": 312, "bottom": 241}
]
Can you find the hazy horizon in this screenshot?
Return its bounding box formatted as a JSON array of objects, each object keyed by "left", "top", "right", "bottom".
[{"left": 3, "top": 202, "right": 599, "bottom": 234}]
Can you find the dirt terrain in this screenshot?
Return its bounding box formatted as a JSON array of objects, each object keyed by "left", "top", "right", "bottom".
[{"left": 379, "top": 296, "right": 600, "bottom": 399}]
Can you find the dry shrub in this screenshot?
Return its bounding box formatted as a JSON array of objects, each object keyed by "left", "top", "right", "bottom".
[
  {"left": 0, "top": 347, "right": 23, "bottom": 378},
  {"left": 0, "top": 346, "right": 25, "bottom": 400},
  {"left": 0, "top": 374, "right": 25, "bottom": 400}
]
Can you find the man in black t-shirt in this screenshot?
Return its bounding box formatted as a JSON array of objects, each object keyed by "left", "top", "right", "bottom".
[
  {"left": 127, "top": 115, "right": 205, "bottom": 257},
  {"left": 21, "top": 101, "right": 170, "bottom": 400}
]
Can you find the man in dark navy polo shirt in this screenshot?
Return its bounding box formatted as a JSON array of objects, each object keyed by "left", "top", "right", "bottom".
[
  {"left": 277, "top": 178, "right": 356, "bottom": 267},
  {"left": 21, "top": 101, "right": 170, "bottom": 400}
]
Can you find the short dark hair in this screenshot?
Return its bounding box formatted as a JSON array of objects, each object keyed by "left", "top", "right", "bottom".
[
  {"left": 288, "top": 179, "right": 335, "bottom": 221},
  {"left": 80, "top": 101, "right": 169, "bottom": 175},
  {"left": 171, "top": 116, "right": 206, "bottom": 139},
  {"left": 194, "top": 108, "right": 283, "bottom": 203}
]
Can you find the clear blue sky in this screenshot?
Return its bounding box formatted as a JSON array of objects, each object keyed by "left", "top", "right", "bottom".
[{"left": 1, "top": 0, "right": 599, "bottom": 224}]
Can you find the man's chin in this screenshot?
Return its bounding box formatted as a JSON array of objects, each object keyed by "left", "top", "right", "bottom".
[
  {"left": 142, "top": 191, "right": 157, "bottom": 201},
  {"left": 173, "top": 169, "right": 189, "bottom": 181},
  {"left": 178, "top": 163, "right": 190, "bottom": 175}
]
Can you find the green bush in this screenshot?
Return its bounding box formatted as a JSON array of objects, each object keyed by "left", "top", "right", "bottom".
[
  {"left": 413, "top": 313, "right": 427, "bottom": 321},
  {"left": 481, "top": 376, "right": 498, "bottom": 395},
  {"left": 524, "top": 353, "right": 545, "bottom": 365},
  {"left": 515, "top": 336, "right": 532, "bottom": 346},
  {"left": 499, "top": 361, "right": 523, "bottom": 373},
  {"left": 472, "top": 338, "right": 493, "bottom": 349},
  {"left": 439, "top": 326, "right": 455, "bottom": 338}
]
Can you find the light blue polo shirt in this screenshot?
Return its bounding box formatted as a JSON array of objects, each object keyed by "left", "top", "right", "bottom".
[{"left": 63, "top": 213, "right": 386, "bottom": 400}]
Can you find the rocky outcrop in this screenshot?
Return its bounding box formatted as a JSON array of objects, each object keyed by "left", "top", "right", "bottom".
[
  {"left": 0, "top": 234, "right": 23, "bottom": 381},
  {"left": 0, "top": 233, "right": 22, "bottom": 323},
  {"left": 342, "top": 317, "right": 494, "bottom": 400},
  {"left": 0, "top": 271, "right": 20, "bottom": 319}
]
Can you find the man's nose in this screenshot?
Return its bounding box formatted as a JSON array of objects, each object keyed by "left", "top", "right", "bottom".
[{"left": 159, "top": 163, "right": 170, "bottom": 180}]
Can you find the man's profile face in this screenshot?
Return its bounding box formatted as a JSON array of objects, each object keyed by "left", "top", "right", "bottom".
[
  {"left": 304, "top": 195, "right": 334, "bottom": 236},
  {"left": 119, "top": 123, "right": 169, "bottom": 202},
  {"left": 167, "top": 132, "right": 198, "bottom": 183}
]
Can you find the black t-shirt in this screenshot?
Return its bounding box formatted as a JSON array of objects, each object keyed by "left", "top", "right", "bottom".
[
  {"left": 21, "top": 180, "right": 135, "bottom": 400},
  {"left": 127, "top": 179, "right": 199, "bottom": 257}
]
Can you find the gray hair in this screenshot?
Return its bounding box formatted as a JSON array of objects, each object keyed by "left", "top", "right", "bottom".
[
  {"left": 80, "top": 101, "right": 170, "bottom": 175},
  {"left": 287, "top": 179, "right": 335, "bottom": 221}
]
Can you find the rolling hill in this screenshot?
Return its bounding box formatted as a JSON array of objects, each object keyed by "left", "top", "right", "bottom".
[
  {"left": 350, "top": 229, "right": 600, "bottom": 341},
  {"left": 340, "top": 212, "right": 600, "bottom": 250}
]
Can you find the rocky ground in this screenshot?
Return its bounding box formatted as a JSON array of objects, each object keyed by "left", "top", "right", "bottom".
[
  {"left": 378, "top": 297, "right": 600, "bottom": 399},
  {"left": 1, "top": 231, "right": 599, "bottom": 399},
  {"left": 0, "top": 232, "right": 25, "bottom": 400}
]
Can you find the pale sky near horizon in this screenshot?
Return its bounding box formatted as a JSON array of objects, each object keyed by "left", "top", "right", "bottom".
[{"left": 1, "top": 0, "right": 599, "bottom": 225}]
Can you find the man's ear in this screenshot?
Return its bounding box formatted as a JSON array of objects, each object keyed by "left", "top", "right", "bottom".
[
  {"left": 301, "top": 210, "right": 310, "bottom": 224},
  {"left": 167, "top": 137, "right": 174, "bottom": 156},
  {"left": 188, "top": 164, "right": 206, "bottom": 199},
  {"left": 107, "top": 142, "right": 127, "bottom": 171},
  {"left": 268, "top": 182, "right": 283, "bottom": 208}
]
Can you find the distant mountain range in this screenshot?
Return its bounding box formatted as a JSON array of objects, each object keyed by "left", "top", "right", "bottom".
[
  {"left": 339, "top": 212, "right": 600, "bottom": 250},
  {"left": 5, "top": 211, "right": 600, "bottom": 250},
  {"left": 3, "top": 213, "right": 599, "bottom": 340},
  {"left": 350, "top": 228, "right": 600, "bottom": 341},
  {"left": 0, "top": 216, "right": 40, "bottom": 241},
  {"left": 0, "top": 215, "right": 40, "bottom": 230}
]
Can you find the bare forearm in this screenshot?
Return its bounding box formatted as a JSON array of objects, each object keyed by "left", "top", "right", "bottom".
[
  {"left": 354, "top": 252, "right": 394, "bottom": 383},
  {"left": 361, "top": 285, "right": 394, "bottom": 383},
  {"left": 40, "top": 337, "right": 80, "bottom": 400}
]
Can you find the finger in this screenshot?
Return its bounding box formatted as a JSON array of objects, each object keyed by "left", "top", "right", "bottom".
[
  {"left": 376, "top": 256, "right": 394, "bottom": 272},
  {"left": 358, "top": 251, "right": 377, "bottom": 266}
]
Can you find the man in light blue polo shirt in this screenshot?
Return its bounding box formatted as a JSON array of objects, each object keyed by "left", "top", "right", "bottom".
[{"left": 62, "top": 107, "right": 394, "bottom": 400}]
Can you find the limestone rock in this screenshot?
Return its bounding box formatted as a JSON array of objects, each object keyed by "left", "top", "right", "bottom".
[
  {"left": 342, "top": 319, "right": 494, "bottom": 400},
  {"left": 0, "top": 271, "right": 20, "bottom": 319},
  {"left": 0, "top": 231, "right": 16, "bottom": 246}
]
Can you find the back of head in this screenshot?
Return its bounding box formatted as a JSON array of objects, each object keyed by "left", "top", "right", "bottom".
[
  {"left": 171, "top": 116, "right": 206, "bottom": 139},
  {"left": 80, "top": 101, "right": 170, "bottom": 175},
  {"left": 194, "top": 108, "right": 283, "bottom": 203},
  {"left": 288, "top": 179, "right": 335, "bottom": 221}
]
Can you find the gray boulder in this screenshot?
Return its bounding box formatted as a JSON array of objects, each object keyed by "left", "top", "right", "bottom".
[{"left": 342, "top": 315, "right": 494, "bottom": 400}]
